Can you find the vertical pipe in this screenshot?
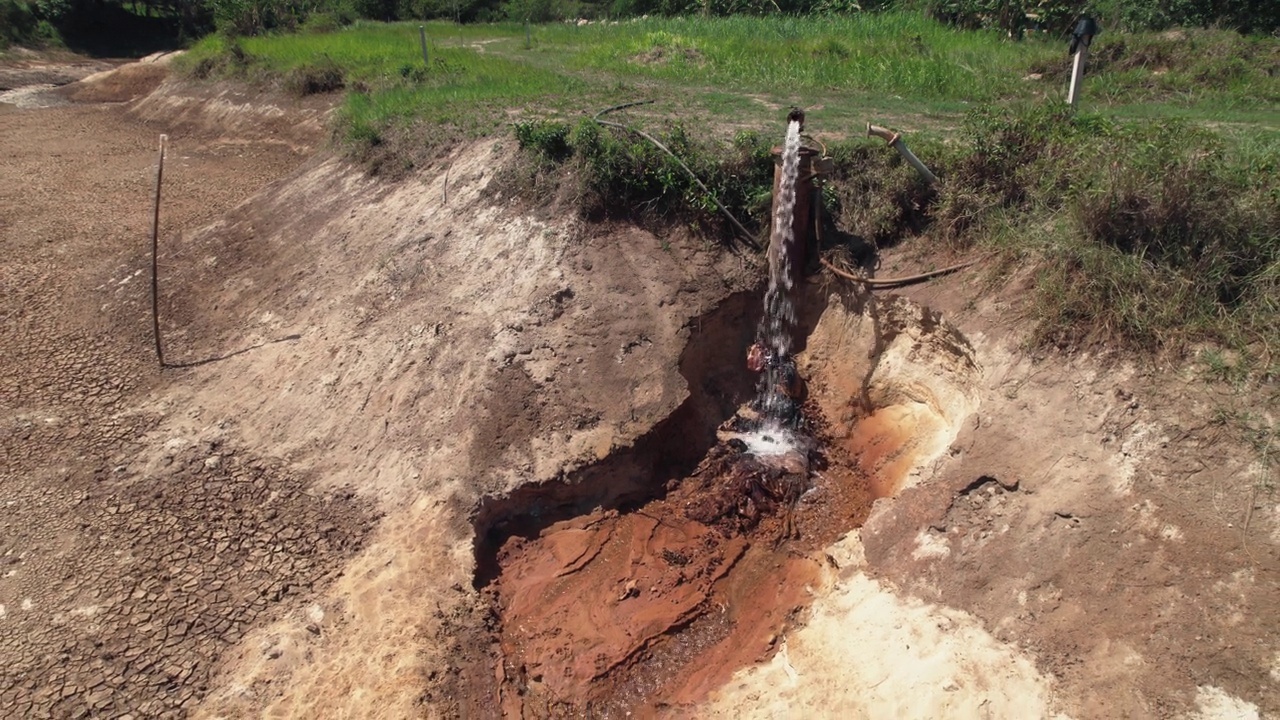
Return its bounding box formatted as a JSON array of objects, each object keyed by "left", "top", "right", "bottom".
[
  {"left": 419, "top": 25, "right": 429, "bottom": 66},
  {"left": 151, "top": 135, "right": 167, "bottom": 368},
  {"left": 1067, "top": 44, "right": 1088, "bottom": 109}
]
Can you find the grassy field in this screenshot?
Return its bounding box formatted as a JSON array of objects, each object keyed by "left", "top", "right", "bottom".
[{"left": 179, "top": 15, "right": 1279, "bottom": 378}]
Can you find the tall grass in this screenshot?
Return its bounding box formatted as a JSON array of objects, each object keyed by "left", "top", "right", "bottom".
[{"left": 540, "top": 13, "right": 1059, "bottom": 101}]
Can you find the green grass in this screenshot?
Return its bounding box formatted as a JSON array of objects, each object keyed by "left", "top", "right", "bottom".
[
  {"left": 179, "top": 14, "right": 1279, "bottom": 376},
  {"left": 181, "top": 22, "right": 588, "bottom": 169},
  {"left": 180, "top": 14, "right": 1280, "bottom": 145},
  {"left": 544, "top": 14, "right": 1056, "bottom": 101}
]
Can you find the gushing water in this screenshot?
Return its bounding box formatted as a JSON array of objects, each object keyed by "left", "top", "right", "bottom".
[
  {"left": 761, "top": 119, "right": 803, "bottom": 363},
  {"left": 742, "top": 119, "right": 806, "bottom": 460}
]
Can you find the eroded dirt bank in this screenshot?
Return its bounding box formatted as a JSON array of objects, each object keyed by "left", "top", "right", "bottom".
[
  {"left": 700, "top": 268, "right": 1279, "bottom": 719},
  {"left": 2, "top": 58, "right": 1277, "bottom": 720},
  {"left": 474, "top": 290, "right": 984, "bottom": 716}
]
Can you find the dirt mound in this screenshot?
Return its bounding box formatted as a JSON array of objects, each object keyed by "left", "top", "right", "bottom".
[
  {"left": 62, "top": 61, "right": 168, "bottom": 104},
  {"left": 129, "top": 78, "right": 333, "bottom": 150}
]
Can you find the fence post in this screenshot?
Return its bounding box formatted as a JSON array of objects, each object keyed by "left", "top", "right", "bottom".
[
  {"left": 1067, "top": 15, "right": 1099, "bottom": 110},
  {"left": 419, "top": 25, "right": 429, "bottom": 66},
  {"left": 151, "top": 135, "right": 167, "bottom": 368}
]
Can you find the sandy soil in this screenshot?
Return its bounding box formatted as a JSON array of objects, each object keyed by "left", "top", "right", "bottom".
[{"left": 2, "top": 56, "right": 1276, "bottom": 720}]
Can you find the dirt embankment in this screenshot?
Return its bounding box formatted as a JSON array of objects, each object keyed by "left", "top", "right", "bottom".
[{"left": 2, "top": 56, "right": 1277, "bottom": 720}]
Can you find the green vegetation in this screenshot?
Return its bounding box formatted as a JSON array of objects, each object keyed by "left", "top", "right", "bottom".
[
  {"left": 176, "top": 13, "right": 1278, "bottom": 374},
  {"left": 1, "top": 0, "right": 60, "bottom": 49},
  {"left": 5, "top": 0, "right": 1277, "bottom": 53},
  {"left": 508, "top": 106, "right": 1277, "bottom": 365},
  {"left": 560, "top": 14, "right": 1057, "bottom": 101}
]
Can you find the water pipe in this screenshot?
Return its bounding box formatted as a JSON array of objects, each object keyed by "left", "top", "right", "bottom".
[{"left": 867, "top": 124, "right": 938, "bottom": 185}]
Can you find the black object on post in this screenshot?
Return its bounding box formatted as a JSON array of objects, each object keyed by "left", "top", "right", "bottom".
[{"left": 1069, "top": 15, "right": 1099, "bottom": 55}]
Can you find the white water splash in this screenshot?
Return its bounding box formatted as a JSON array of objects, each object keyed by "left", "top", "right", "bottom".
[{"left": 739, "top": 428, "right": 800, "bottom": 457}]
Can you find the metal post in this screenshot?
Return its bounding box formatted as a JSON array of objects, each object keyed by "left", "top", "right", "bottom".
[
  {"left": 151, "top": 135, "right": 167, "bottom": 368},
  {"left": 1067, "top": 44, "right": 1088, "bottom": 109},
  {"left": 419, "top": 25, "right": 429, "bottom": 66}
]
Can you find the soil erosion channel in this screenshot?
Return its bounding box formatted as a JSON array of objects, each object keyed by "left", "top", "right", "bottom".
[
  {"left": 473, "top": 117, "right": 982, "bottom": 717},
  {"left": 476, "top": 283, "right": 981, "bottom": 717}
]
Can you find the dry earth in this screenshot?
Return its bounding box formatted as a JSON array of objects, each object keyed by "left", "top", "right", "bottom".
[{"left": 1, "top": 56, "right": 1276, "bottom": 720}]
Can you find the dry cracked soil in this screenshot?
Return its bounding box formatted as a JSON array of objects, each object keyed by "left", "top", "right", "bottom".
[{"left": 1, "top": 54, "right": 1277, "bottom": 720}]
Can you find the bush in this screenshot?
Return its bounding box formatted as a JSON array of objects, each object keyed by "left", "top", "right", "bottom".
[
  {"left": 929, "top": 104, "right": 1279, "bottom": 353},
  {"left": 0, "top": 0, "right": 50, "bottom": 48},
  {"left": 1088, "top": 0, "right": 1278, "bottom": 34},
  {"left": 514, "top": 119, "right": 572, "bottom": 162},
  {"left": 210, "top": 0, "right": 328, "bottom": 36},
  {"left": 503, "top": 0, "right": 560, "bottom": 21},
  {"left": 300, "top": 8, "right": 353, "bottom": 32}
]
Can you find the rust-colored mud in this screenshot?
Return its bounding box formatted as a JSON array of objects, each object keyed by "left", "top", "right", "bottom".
[
  {"left": 843, "top": 403, "right": 949, "bottom": 499},
  {"left": 482, "top": 398, "right": 899, "bottom": 717}
]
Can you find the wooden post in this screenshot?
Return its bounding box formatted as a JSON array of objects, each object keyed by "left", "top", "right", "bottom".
[
  {"left": 525, "top": 20, "right": 531, "bottom": 49},
  {"left": 1067, "top": 43, "right": 1088, "bottom": 109},
  {"left": 419, "top": 25, "right": 429, "bottom": 66}
]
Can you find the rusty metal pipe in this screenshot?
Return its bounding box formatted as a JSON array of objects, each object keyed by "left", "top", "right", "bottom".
[{"left": 867, "top": 123, "right": 938, "bottom": 185}]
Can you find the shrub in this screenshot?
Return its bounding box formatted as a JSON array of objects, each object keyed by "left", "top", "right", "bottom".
[
  {"left": 514, "top": 119, "right": 572, "bottom": 162},
  {"left": 504, "top": 117, "right": 775, "bottom": 242},
  {"left": 503, "top": 0, "right": 560, "bottom": 21},
  {"left": 941, "top": 106, "right": 1279, "bottom": 353},
  {"left": 0, "top": 0, "right": 47, "bottom": 48},
  {"left": 300, "top": 9, "right": 353, "bottom": 32}
]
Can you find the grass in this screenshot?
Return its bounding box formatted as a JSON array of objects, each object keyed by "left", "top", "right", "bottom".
[
  {"left": 180, "top": 23, "right": 586, "bottom": 169},
  {"left": 549, "top": 14, "right": 1056, "bottom": 101},
  {"left": 178, "top": 14, "right": 1280, "bottom": 377}
]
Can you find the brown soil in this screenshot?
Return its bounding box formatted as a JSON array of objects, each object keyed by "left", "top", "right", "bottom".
[
  {"left": 474, "top": 288, "right": 985, "bottom": 717},
  {"left": 3, "top": 53, "right": 1277, "bottom": 720},
  {"left": 0, "top": 59, "right": 373, "bottom": 718},
  {"left": 482, "top": 412, "right": 871, "bottom": 717}
]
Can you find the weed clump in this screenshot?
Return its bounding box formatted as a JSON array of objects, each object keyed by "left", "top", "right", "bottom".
[
  {"left": 823, "top": 141, "right": 936, "bottom": 249},
  {"left": 1027, "top": 30, "right": 1280, "bottom": 107},
  {"left": 508, "top": 118, "right": 776, "bottom": 242},
  {"left": 284, "top": 56, "right": 345, "bottom": 96}
]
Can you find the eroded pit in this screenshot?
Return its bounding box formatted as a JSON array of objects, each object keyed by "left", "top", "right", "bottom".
[{"left": 470, "top": 288, "right": 981, "bottom": 717}]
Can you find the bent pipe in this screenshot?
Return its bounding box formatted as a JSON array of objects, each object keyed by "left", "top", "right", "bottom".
[{"left": 867, "top": 123, "right": 938, "bottom": 186}]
